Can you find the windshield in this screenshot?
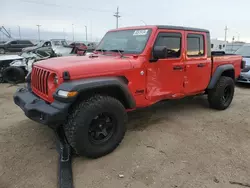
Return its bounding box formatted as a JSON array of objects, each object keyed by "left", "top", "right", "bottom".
[
  {"left": 235, "top": 45, "right": 250, "bottom": 57},
  {"left": 35, "top": 41, "right": 45, "bottom": 47},
  {"left": 4, "top": 41, "right": 11, "bottom": 44},
  {"left": 97, "top": 29, "right": 152, "bottom": 54},
  {"left": 225, "top": 44, "right": 243, "bottom": 53},
  {"left": 52, "top": 40, "right": 68, "bottom": 46}
]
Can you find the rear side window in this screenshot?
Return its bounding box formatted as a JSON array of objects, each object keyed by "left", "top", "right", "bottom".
[
  {"left": 10, "top": 41, "right": 17, "bottom": 44},
  {"left": 19, "top": 40, "right": 33, "bottom": 45},
  {"left": 154, "top": 32, "right": 181, "bottom": 58},
  {"left": 187, "top": 34, "right": 204, "bottom": 57}
]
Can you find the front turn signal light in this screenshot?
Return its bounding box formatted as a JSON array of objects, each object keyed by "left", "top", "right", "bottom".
[{"left": 57, "top": 90, "right": 78, "bottom": 98}]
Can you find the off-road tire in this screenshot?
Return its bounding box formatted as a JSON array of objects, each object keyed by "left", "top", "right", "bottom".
[
  {"left": 208, "top": 76, "right": 235, "bottom": 110},
  {"left": 63, "top": 95, "right": 127, "bottom": 158}
]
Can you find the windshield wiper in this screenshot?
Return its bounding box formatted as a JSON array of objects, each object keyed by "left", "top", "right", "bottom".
[{"left": 108, "top": 49, "right": 124, "bottom": 57}]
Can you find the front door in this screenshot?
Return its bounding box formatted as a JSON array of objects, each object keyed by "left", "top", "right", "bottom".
[
  {"left": 183, "top": 32, "right": 211, "bottom": 94},
  {"left": 146, "top": 30, "right": 185, "bottom": 102}
]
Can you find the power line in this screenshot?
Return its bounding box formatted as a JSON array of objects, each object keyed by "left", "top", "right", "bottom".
[{"left": 19, "top": 0, "right": 115, "bottom": 13}]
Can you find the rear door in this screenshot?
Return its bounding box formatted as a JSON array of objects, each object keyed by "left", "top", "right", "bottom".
[
  {"left": 8, "top": 41, "right": 18, "bottom": 52},
  {"left": 183, "top": 32, "right": 211, "bottom": 94},
  {"left": 146, "top": 30, "right": 185, "bottom": 101}
]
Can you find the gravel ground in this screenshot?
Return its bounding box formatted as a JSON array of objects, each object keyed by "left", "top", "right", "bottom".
[{"left": 1, "top": 83, "right": 250, "bottom": 188}]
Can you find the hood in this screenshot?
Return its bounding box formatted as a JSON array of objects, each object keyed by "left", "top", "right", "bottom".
[
  {"left": 35, "top": 55, "right": 132, "bottom": 78},
  {"left": 0, "top": 55, "right": 23, "bottom": 61},
  {"left": 53, "top": 46, "right": 73, "bottom": 56},
  {"left": 22, "top": 46, "right": 38, "bottom": 52}
]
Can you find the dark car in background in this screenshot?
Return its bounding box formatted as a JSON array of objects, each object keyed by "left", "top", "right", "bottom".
[
  {"left": 0, "top": 40, "right": 34, "bottom": 54},
  {"left": 86, "top": 42, "right": 97, "bottom": 52},
  {"left": 69, "top": 42, "right": 87, "bottom": 52}
]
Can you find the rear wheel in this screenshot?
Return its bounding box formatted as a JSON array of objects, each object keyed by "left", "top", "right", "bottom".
[
  {"left": 208, "top": 76, "right": 235, "bottom": 110},
  {"left": 64, "top": 95, "right": 127, "bottom": 158}
]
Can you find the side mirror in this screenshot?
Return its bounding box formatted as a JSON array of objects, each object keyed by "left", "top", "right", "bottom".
[{"left": 150, "top": 46, "right": 167, "bottom": 62}]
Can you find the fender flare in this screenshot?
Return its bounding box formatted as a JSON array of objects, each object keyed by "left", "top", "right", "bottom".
[
  {"left": 207, "top": 64, "right": 234, "bottom": 89},
  {"left": 54, "top": 77, "right": 136, "bottom": 108}
]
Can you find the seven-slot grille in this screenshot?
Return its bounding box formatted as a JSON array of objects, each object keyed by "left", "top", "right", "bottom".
[{"left": 31, "top": 67, "right": 50, "bottom": 96}]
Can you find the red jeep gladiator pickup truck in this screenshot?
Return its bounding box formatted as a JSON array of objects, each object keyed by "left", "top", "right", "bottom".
[{"left": 14, "top": 25, "right": 244, "bottom": 158}]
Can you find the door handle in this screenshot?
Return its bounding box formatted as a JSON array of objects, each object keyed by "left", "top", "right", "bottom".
[
  {"left": 197, "top": 63, "right": 206, "bottom": 68},
  {"left": 173, "top": 66, "right": 183, "bottom": 70}
]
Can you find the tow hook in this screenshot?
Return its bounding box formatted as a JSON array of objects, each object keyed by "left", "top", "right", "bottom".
[{"left": 54, "top": 127, "right": 74, "bottom": 188}]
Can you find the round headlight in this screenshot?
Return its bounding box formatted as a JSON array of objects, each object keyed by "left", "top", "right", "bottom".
[{"left": 54, "top": 75, "right": 58, "bottom": 84}]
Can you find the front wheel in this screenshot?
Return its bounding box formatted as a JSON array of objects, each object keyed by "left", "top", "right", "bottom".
[
  {"left": 64, "top": 95, "right": 127, "bottom": 158},
  {"left": 207, "top": 76, "right": 235, "bottom": 110}
]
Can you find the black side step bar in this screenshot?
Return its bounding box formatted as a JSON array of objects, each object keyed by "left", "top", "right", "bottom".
[{"left": 55, "top": 127, "right": 74, "bottom": 188}]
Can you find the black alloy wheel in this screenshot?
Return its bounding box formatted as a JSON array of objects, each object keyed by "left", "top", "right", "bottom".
[{"left": 88, "top": 113, "right": 116, "bottom": 145}]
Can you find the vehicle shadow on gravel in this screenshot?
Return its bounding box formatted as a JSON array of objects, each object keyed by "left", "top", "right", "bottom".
[
  {"left": 236, "top": 82, "right": 250, "bottom": 89},
  {"left": 127, "top": 95, "right": 209, "bottom": 131}
]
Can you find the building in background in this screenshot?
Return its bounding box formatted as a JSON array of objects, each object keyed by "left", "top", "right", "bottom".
[{"left": 211, "top": 39, "right": 245, "bottom": 53}]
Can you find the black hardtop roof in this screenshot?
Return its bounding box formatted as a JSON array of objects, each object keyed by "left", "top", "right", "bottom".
[{"left": 157, "top": 25, "right": 210, "bottom": 33}]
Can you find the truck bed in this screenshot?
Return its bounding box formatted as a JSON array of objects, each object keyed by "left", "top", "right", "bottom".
[{"left": 211, "top": 51, "right": 242, "bottom": 79}]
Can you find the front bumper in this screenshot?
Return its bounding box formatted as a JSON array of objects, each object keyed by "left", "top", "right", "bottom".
[
  {"left": 13, "top": 88, "right": 70, "bottom": 127},
  {"left": 237, "top": 74, "right": 250, "bottom": 84}
]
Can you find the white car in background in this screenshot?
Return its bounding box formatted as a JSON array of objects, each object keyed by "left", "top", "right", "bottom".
[{"left": 235, "top": 44, "right": 250, "bottom": 83}]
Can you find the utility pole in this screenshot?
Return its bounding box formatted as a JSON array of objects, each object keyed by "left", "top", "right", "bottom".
[
  {"left": 90, "top": 20, "right": 92, "bottom": 41},
  {"left": 72, "top": 24, "right": 75, "bottom": 42},
  {"left": 18, "top": 26, "right": 21, "bottom": 39},
  {"left": 63, "top": 28, "right": 65, "bottom": 39},
  {"left": 237, "top": 32, "right": 240, "bottom": 41},
  {"left": 36, "top": 25, "right": 41, "bottom": 41},
  {"left": 224, "top": 26, "right": 228, "bottom": 42},
  {"left": 84, "top": 26, "right": 88, "bottom": 42},
  {"left": 113, "top": 6, "right": 121, "bottom": 29}
]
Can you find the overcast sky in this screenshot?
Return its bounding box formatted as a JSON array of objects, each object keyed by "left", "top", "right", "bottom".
[{"left": 1, "top": 0, "right": 250, "bottom": 42}]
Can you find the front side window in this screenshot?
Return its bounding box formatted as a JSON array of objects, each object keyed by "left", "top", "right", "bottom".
[
  {"left": 154, "top": 32, "right": 181, "bottom": 58},
  {"left": 97, "top": 29, "right": 152, "bottom": 54},
  {"left": 187, "top": 34, "right": 204, "bottom": 56}
]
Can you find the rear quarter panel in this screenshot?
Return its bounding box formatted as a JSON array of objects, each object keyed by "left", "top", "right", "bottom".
[{"left": 212, "top": 55, "right": 242, "bottom": 78}]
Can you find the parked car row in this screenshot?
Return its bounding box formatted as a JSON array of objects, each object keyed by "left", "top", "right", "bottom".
[{"left": 0, "top": 39, "right": 98, "bottom": 54}]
